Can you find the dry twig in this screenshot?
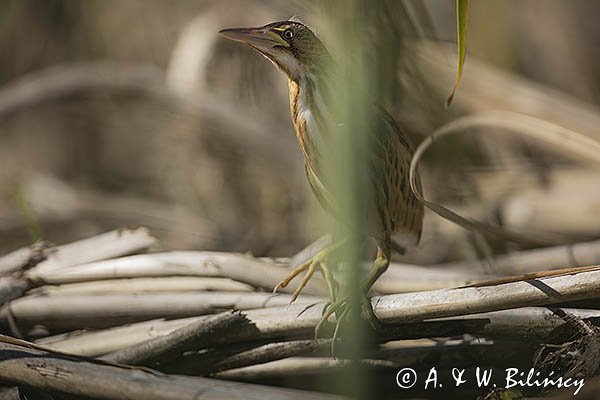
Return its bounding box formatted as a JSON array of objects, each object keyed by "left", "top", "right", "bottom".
[
  {"left": 1, "top": 291, "right": 322, "bottom": 331},
  {"left": 103, "top": 310, "right": 249, "bottom": 365},
  {"left": 0, "top": 337, "right": 342, "bottom": 400}
]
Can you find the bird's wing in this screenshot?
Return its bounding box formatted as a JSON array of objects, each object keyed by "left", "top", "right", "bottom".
[{"left": 371, "top": 108, "right": 424, "bottom": 246}]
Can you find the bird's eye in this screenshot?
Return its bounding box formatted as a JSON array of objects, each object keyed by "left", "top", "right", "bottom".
[{"left": 282, "top": 29, "right": 294, "bottom": 41}]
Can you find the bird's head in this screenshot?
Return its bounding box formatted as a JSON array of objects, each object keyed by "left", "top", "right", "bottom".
[{"left": 219, "top": 21, "right": 330, "bottom": 81}]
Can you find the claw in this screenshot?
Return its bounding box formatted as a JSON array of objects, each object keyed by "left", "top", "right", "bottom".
[
  {"left": 331, "top": 306, "right": 350, "bottom": 357},
  {"left": 315, "top": 301, "right": 334, "bottom": 338},
  {"left": 315, "top": 298, "right": 347, "bottom": 339},
  {"left": 273, "top": 261, "right": 309, "bottom": 293},
  {"left": 273, "top": 243, "right": 342, "bottom": 305},
  {"left": 314, "top": 293, "right": 384, "bottom": 354},
  {"left": 290, "top": 261, "right": 317, "bottom": 303}
]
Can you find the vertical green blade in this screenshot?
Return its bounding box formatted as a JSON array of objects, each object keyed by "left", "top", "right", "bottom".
[
  {"left": 446, "top": 0, "right": 469, "bottom": 108},
  {"left": 11, "top": 176, "right": 44, "bottom": 243}
]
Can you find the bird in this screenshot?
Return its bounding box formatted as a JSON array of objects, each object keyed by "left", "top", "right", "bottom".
[{"left": 219, "top": 20, "right": 424, "bottom": 342}]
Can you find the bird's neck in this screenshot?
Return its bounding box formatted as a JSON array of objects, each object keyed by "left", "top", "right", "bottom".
[{"left": 288, "top": 72, "right": 330, "bottom": 165}]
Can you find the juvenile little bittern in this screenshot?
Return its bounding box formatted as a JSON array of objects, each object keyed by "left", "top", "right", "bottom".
[{"left": 220, "top": 21, "right": 424, "bottom": 339}]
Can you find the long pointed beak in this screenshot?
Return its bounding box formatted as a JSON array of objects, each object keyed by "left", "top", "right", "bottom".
[{"left": 219, "top": 26, "right": 288, "bottom": 49}]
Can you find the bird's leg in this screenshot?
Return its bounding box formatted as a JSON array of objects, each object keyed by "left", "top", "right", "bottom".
[
  {"left": 273, "top": 241, "right": 343, "bottom": 304},
  {"left": 359, "top": 248, "right": 390, "bottom": 330}
]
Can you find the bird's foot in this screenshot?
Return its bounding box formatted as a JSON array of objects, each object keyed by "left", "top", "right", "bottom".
[
  {"left": 315, "top": 293, "right": 383, "bottom": 356},
  {"left": 273, "top": 244, "right": 340, "bottom": 304}
]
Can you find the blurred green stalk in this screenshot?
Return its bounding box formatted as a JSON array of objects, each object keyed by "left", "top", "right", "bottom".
[
  {"left": 11, "top": 174, "right": 44, "bottom": 243},
  {"left": 320, "top": 0, "right": 399, "bottom": 398}
]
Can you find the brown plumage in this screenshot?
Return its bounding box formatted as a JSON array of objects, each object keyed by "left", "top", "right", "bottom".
[{"left": 220, "top": 21, "right": 424, "bottom": 329}]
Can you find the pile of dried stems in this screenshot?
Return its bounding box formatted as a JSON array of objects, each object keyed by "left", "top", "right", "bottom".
[{"left": 0, "top": 227, "right": 599, "bottom": 399}]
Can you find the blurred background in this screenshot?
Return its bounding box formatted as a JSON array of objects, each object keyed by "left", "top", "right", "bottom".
[{"left": 1, "top": 0, "right": 600, "bottom": 266}]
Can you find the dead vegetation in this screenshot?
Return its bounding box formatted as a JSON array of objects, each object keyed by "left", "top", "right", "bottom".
[
  {"left": 1, "top": 1, "right": 600, "bottom": 399},
  {"left": 0, "top": 229, "right": 599, "bottom": 399}
]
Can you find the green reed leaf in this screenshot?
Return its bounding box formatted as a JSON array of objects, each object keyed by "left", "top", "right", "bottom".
[{"left": 447, "top": 0, "right": 469, "bottom": 108}]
